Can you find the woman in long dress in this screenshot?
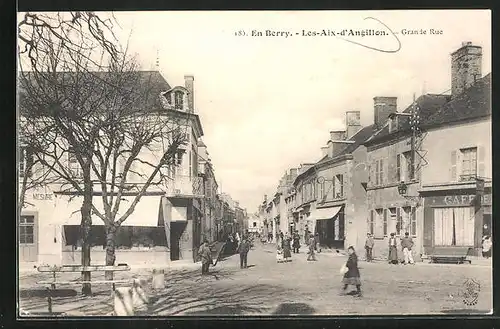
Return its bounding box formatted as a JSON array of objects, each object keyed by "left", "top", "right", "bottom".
[
  {"left": 341, "top": 246, "right": 362, "bottom": 297},
  {"left": 388, "top": 233, "right": 398, "bottom": 264},
  {"left": 282, "top": 234, "right": 292, "bottom": 262}
]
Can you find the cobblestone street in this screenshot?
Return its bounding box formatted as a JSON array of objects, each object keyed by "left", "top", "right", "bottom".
[{"left": 18, "top": 242, "right": 492, "bottom": 316}]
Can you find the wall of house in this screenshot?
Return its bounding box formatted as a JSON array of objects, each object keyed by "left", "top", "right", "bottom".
[
  {"left": 367, "top": 137, "right": 424, "bottom": 261},
  {"left": 345, "top": 146, "right": 369, "bottom": 253},
  {"left": 421, "top": 119, "right": 491, "bottom": 185}
]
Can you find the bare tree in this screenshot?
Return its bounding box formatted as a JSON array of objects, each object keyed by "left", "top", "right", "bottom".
[{"left": 18, "top": 12, "right": 191, "bottom": 295}]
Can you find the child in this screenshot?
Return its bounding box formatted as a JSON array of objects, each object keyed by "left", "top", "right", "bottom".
[
  {"left": 276, "top": 244, "right": 284, "bottom": 263},
  {"left": 341, "top": 246, "right": 362, "bottom": 297}
]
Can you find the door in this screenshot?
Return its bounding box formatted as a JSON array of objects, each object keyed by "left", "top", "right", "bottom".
[
  {"left": 170, "top": 222, "right": 182, "bottom": 261},
  {"left": 19, "top": 215, "right": 37, "bottom": 262}
]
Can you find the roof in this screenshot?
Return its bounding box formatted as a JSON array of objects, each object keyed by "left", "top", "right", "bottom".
[
  {"left": 364, "top": 73, "right": 490, "bottom": 146},
  {"left": 18, "top": 70, "right": 172, "bottom": 117},
  {"left": 364, "top": 93, "right": 450, "bottom": 145},
  {"left": 294, "top": 124, "right": 378, "bottom": 185}
]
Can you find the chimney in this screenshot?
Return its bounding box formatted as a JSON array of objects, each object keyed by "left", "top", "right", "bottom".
[
  {"left": 373, "top": 96, "right": 397, "bottom": 129},
  {"left": 451, "top": 41, "right": 482, "bottom": 97},
  {"left": 184, "top": 75, "right": 195, "bottom": 113},
  {"left": 321, "top": 146, "right": 329, "bottom": 157},
  {"left": 346, "top": 111, "right": 362, "bottom": 139},
  {"left": 330, "top": 130, "right": 346, "bottom": 141}
]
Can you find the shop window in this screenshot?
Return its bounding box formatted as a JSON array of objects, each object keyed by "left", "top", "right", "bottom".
[
  {"left": 63, "top": 225, "right": 167, "bottom": 249},
  {"left": 434, "top": 207, "right": 474, "bottom": 246}
]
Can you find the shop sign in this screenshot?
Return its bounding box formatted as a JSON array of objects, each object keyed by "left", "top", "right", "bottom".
[
  {"left": 33, "top": 193, "right": 54, "bottom": 201},
  {"left": 427, "top": 194, "right": 492, "bottom": 207}
]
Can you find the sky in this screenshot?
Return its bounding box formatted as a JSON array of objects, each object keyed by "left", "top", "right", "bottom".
[{"left": 26, "top": 10, "right": 492, "bottom": 213}]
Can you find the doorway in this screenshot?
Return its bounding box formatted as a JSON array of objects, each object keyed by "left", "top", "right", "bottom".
[
  {"left": 19, "top": 215, "right": 38, "bottom": 262},
  {"left": 170, "top": 221, "right": 186, "bottom": 261}
]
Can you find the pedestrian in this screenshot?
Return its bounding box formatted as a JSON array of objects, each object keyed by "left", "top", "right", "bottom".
[
  {"left": 364, "top": 233, "right": 374, "bottom": 262},
  {"left": 238, "top": 236, "right": 251, "bottom": 269},
  {"left": 314, "top": 232, "right": 321, "bottom": 253},
  {"left": 279, "top": 231, "right": 284, "bottom": 245},
  {"left": 307, "top": 234, "right": 317, "bottom": 261},
  {"left": 340, "top": 246, "right": 362, "bottom": 297},
  {"left": 236, "top": 232, "right": 241, "bottom": 249},
  {"left": 198, "top": 239, "right": 213, "bottom": 275},
  {"left": 482, "top": 235, "right": 492, "bottom": 259},
  {"left": 388, "top": 233, "right": 398, "bottom": 264},
  {"left": 292, "top": 230, "right": 301, "bottom": 253},
  {"left": 401, "top": 232, "right": 415, "bottom": 265},
  {"left": 282, "top": 234, "right": 292, "bottom": 262}
]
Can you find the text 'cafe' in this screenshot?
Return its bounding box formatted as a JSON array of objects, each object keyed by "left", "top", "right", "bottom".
[{"left": 421, "top": 182, "right": 492, "bottom": 256}]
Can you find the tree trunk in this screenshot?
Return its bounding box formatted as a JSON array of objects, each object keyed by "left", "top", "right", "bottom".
[
  {"left": 105, "top": 224, "right": 117, "bottom": 280},
  {"left": 81, "top": 193, "right": 93, "bottom": 296}
]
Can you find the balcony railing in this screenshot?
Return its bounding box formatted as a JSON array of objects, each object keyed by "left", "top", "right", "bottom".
[{"left": 165, "top": 174, "right": 204, "bottom": 197}]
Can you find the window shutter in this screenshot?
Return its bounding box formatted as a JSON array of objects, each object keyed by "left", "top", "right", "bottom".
[
  {"left": 396, "top": 207, "right": 401, "bottom": 235},
  {"left": 450, "top": 150, "right": 457, "bottom": 181},
  {"left": 383, "top": 208, "right": 388, "bottom": 236},
  {"left": 396, "top": 154, "right": 401, "bottom": 182},
  {"left": 380, "top": 158, "right": 385, "bottom": 185},
  {"left": 368, "top": 164, "right": 372, "bottom": 185},
  {"left": 477, "top": 145, "right": 485, "bottom": 178},
  {"left": 375, "top": 160, "right": 379, "bottom": 185}
]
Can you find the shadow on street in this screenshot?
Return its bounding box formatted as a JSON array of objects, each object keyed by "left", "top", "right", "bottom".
[{"left": 273, "top": 303, "right": 316, "bottom": 315}]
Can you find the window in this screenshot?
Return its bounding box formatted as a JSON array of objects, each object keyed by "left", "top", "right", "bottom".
[
  {"left": 460, "top": 147, "right": 477, "bottom": 181},
  {"left": 335, "top": 174, "right": 344, "bottom": 198},
  {"left": 402, "top": 151, "right": 413, "bottom": 180},
  {"left": 253, "top": 222, "right": 257, "bottom": 227},
  {"left": 383, "top": 209, "right": 388, "bottom": 236},
  {"left": 388, "top": 208, "right": 397, "bottom": 235},
  {"left": 68, "top": 149, "right": 83, "bottom": 178},
  {"left": 64, "top": 225, "right": 167, "bottom": 250},
  {"left": 434, "top": 207, "right": 474, "bottom": 246},
  {"left": 19, "top": 216, "right": 35, "bottom": 244},
  {"left": 318, "top": 181, "right": 325, "bottom": 201},
  {"left": 375, "top": 208, "right": 384, "bottom": 238},
  {"left": 174, "top": 91, "right": 184, "bottom": 110},
  {"left": 374, "top": 159, "right": 384, "bottom": 186}
]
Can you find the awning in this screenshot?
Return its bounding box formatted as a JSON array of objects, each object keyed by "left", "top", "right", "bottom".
[
  {"left": 60, "top": 195, "right": 162, "bottom": 227},
  {"left": 309, "top": 206, "right": 342, "bottom": 221}
]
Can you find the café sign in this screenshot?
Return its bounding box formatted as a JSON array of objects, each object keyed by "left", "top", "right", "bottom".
[{"left": 431, "top": 194, "right": 492, "bottom": 207}]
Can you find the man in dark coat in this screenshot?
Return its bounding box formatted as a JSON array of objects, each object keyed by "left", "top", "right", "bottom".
[
  {"left": 238, "top": 236, "right": 251, "bottom": 269},
  {"left": 292, "top": 231, "right": 301, "bottom": 253},
  {"left": 364, "top": 233, "right": 374, "bottom": 262},
  {"left": 198, "top": 240, "right": 213, "bottom": 275}
]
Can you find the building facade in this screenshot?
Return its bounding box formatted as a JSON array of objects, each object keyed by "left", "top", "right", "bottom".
[
  {"left": 19, "top": 72, "right": 208, "bottom": 267},
  {"left": 363, "top": 41, "right": 490, "bottom": 260}
]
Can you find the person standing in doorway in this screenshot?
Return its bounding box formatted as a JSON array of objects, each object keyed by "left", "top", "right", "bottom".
[
  {"left": 340, "top": 246, "right": 362, "bottom": 297},
  {"left": 388, "top": 233, "right": 398, "bottom": 264},
  {"left": 307, "top": 234, "right": 317, "bottom": 261},
  {"left": 364, "top": 233, "right": 374, "bottom": 262},
  {"left": 401, "top": 232, "right": 415, "bottom": 265},
  {"left": 238, "top": 236, "right": 251, "bottom": 269},
  {"left": 198, "top": 240, "right": 213, "bottom": 275},
  {"left": 292, "top": 230, "right": 301, "bottom": 253},
  {"left": 482, "top": 235, "right": 492, "bottom": 259}
]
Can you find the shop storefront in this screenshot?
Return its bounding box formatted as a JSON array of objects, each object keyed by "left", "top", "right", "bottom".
[
  {"left": 422, "top": 186, "right": 492, "bottom": 256},
  {"left": 308, "top": 205, "right": 345, "bottom": 249}
]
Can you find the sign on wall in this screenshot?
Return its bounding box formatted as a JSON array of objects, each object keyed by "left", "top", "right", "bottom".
[{"left": 426, "top": 194, "right": 492, "bottom": 207}]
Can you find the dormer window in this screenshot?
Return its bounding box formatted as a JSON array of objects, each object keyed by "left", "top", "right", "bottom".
[{"left": 174, "top": 91, "right": 184, "bottom": 110}]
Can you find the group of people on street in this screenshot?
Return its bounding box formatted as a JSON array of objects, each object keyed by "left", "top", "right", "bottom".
[
  {"left": 198, "top": 231, "right": 253, "bottom": 275},
  {"left": 364, "top": 232, "right": 415, "bottom": 265}
]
